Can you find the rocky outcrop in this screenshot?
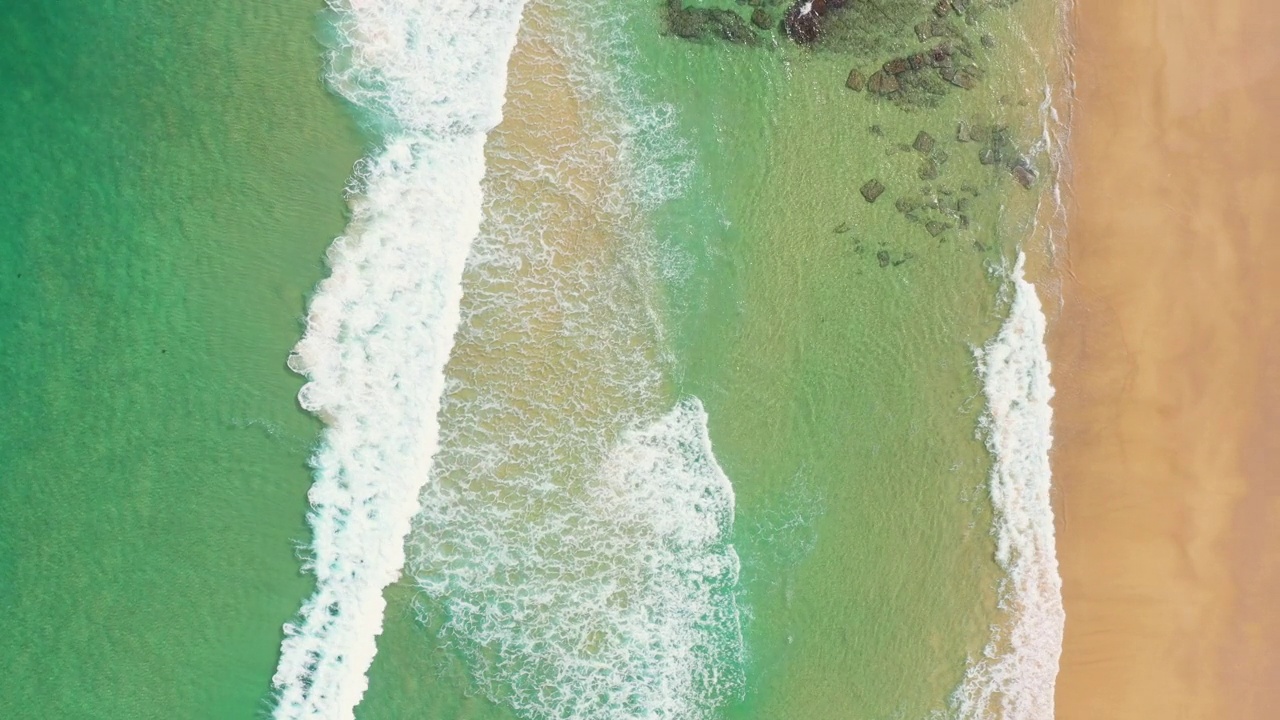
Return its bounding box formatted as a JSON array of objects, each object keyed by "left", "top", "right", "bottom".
[
  {"left": 666, "top": 1, "right": 759, "bottom": 44},
  {"left": 860, "top": 179, "right": 886, "bottom": 203},
  {"left": 782, "top": 0, "right": 849, "bottom": 43}
]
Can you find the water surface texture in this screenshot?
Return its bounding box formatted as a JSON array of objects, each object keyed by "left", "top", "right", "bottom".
[{"left": 0, "top": 1, "right": 1066, "bottom": 718}]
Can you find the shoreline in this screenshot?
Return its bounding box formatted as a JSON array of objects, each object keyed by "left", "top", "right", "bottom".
[{"left": 1050, "top": 0, "right": 1280, "bottom": 716}]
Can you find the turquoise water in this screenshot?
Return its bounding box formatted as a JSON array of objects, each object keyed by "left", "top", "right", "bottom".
[
  {"left": 0, "top": 1, "right": 361, "bottom": 716},
  {"left": 0, "top": 0, "right": 1063, "bottom": 718}
]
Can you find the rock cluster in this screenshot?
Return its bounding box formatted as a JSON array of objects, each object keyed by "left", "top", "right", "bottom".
[
  {"left": 970, "top": 125, "right": 1037, "bottom": 188},
  {"left": 782, "top": 0, "right": 849, "bottom": 44},
  {"left": 858, "top": 44, "right": 980, "bottom": 104},
  {"left": 666, "top": 0, "right": 760, "bottom": 44}
]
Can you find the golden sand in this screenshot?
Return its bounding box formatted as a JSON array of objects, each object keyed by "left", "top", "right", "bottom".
[{"left": 1051, "top": 0, "right": 1280, "bottom": 716}]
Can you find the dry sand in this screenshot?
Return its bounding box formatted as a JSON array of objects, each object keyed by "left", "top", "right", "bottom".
[{"left": 1051, "top": 0, "right": 1280, "bottom": 716}]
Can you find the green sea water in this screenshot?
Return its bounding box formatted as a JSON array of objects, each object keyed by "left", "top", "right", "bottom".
[
  {"left": 0, "top": 0, "right": 1060, "bottom": 718},
  {"left": 0, "top": 1, "right": 361, "bottom": 716},
  {"left": 356, "top": 1, "right": 1059, "bottom": 719}
]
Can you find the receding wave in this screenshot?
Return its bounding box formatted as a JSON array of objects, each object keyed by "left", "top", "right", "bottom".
[
  {"left": 951, "top": 253, "right": 1064, "bottom": 719},
  {"left": 413, "top": 398, "right": 743, "bottom": 720},
  {"left": 398, "top": 5, "right": 745, "bottom": 718},
  {"left": 271, "top": 1, "right": 527, "bottom": 718}
]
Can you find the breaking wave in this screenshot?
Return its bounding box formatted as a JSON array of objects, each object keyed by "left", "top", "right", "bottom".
[
  {"left": 952, "top": 253, "right": 1064, "bottom": 719},
  {"left": 399, "top": 5, "right": 746, "bottom": 719},
  {"left": 413, "top": 398, "right": 743, "bottom": 720},
  {"left": 270, "top": 1, "right": 527, "bottom": 718}
]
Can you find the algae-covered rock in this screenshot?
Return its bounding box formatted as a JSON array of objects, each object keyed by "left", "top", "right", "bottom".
[
  {"left": 867, "top": 70, "right": 900, "bottom": 95},
  {"left": 860, "top": 179, "right": 886, "bottom": 203},
  {"left": 913, "top": 131, "right": 936, "bottom": 154},
  {"left": 666, "top": 1, "right": 759, "bottom": 45}
]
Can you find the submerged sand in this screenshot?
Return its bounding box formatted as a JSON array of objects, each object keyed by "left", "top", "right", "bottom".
[{"left": 1051, "top": 0, "right": 1280, "bottom": 716}]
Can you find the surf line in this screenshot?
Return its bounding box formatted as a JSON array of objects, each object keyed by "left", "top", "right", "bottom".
[
  {"left": 269, "top": 1, "right": 528, "bottom": 718},
  {"left": 953, "top": 253, "right": 1065, "bottom": 720}
]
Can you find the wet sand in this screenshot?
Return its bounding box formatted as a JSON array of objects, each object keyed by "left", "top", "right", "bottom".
[{"left": 1051, "top": 0, "right": 1280, "bottom": 717}]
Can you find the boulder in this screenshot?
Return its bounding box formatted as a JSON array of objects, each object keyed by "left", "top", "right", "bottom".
[
  {"left": 934, "top": 0, "right": 952, "bottom": 17},
  {"left": 845, "top": 68, "right": 866, "bottom": 91},
  {"left": 928, "top": 45, "right": 953, "bottom": 68},
  {"left": 667, "top": 1, "right": 759, "bottom": 44},
  {"left": 884, "top": 57, "right": 910, "bottom": 75},
  {"left": 918, "top": 158, "right": 939, "bottom": 180},
  {"left": 782, "top": 0, "right": 849, "bottom": 43},
  {"left": 860, "top": 179, "right": 886, "bottom": 203},
  {"left": 752, "top": 8, "right": 772, "bottom": 29},
  {"left": 913, "top": 130, "right": 936, "bottom": 154},
  {"left": 877, "top": 250, "right": 891, "bottom": 268},
  {"left": 1011, "top": 164, "right": 1036, "bottom": 188},
  {"left": 867, "top": 70, "right": 900, "bottom": 94},
  {"left": 926, "top": 221, "right": 948, "bottom": 237},
  {"left": 950, "top": 69, "right": 977, "bottom": 89}
]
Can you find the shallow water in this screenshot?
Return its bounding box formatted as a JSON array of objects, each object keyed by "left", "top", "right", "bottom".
[{"left": 0, "top": 1, "right": 1066, "bottom": 718}]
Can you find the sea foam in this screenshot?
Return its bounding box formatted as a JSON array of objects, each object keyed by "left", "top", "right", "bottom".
[
  {"left": 413, "top": 398, "right": 743, "bottom": 720},
  {"left": 393, "top": 6, "right": 745, "bottom": 717},
  {"left": 951, "top": 253, "right": 1064, "bottom": 719},
  {"left": 271, "top": 1, "right": 527, "bottom": 718}
]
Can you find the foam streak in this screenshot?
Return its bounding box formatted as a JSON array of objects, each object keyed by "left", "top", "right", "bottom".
[
  {"left": 954, "top": 253, "right": 1064, "bottom": 719},
  {"left": 270, "top": 1, "right": 527, "bottom": 718}
]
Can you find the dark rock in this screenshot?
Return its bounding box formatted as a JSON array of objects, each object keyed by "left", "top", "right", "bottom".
[
  {"left": 952, "top": 70, "right": 977, "bottom": 90},
  {"left": 956, "top": 121, "right": 972, "bottom": 142},
  {"left": 845, "top": 68, "right": 866, "bottom": 91},
  {"left": 981, "top": 33, "right": 997, "bottom": 49},
  {"left": 952, "top": 0, "right": 970, "bottom": 14},
  {"left": 867, "top": 70, "right": 900, "bottom": 94},
  {"left": 942, "top": 67, "right": 977, "bottom": 89},
  {"left": 956, "top": 197, "right": 971, "bottom": 213},
  {"left": 833, "top": 221, "right": 851, "bottom": 233},
  {"left": 860, "top": 179, "right": 886, "bottom": 203},
  {"left": 926, "top": 221, "right": 948, "bottom": 237},
  {"left": 915, "top": 19, "right": 951, "bottom": 42},
  {"left": 877, "top": 250, "right": 891, "bottom": 267},
  {"left": 869, "top": 124, "right": 884, "bottom": 136},
  {"left": 883, "top": 57, "right": 910, "bottom": 75},
  {"left": 908, "top": 53, "right": 927, "bottom": 71},
  {"left": 918, "top": 159, "right": 939, "bottom": 180},
  {"left": 913, "top": 131, "right": 936, "bottom": 154},
  {"left": 895, "top": 196, "right": 919, "bottom": 214},
  {"left": 667, "top": 1, "right": 759, "bottom": 44},
  {"left": 934, "top": 0, "right": 952, "bottom": 17},
  {"left": 932, "top": 149, "right": 950, "bottom": 164},
  {"left": 928, "top": 45, "right": 953, "bottom": 68},
  {"left": 752, "top": 8, "right": 772, "bottom": 29},
  {"left": 979, "top": 147, "right": 998, "bottom": 165},
  {"left": 1011, "top": 164, "right": 1036, "bottom": 188},
  {"left": 958, "top": 214, "right": 970, "bottom": 229},
  {"left": 783, "top": 0, "right": 849, "bottom": 43}
]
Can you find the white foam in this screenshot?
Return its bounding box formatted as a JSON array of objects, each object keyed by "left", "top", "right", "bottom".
[
  {"left": 411, "top": 398, "right": 744, "bottom": 720},
  {"left": 270, "top": 1, "right": 527, "bottom": 718},
  {"left": 951, "top": 253, "right": 1064, "bottom": 719}
]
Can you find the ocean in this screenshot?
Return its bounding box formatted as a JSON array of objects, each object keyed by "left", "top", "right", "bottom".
[{"left": 0, "top": 1, "right": 1066, "bottom": 719}]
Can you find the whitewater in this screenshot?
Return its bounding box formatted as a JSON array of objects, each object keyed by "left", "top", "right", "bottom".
[
  {"left": 270, "top": 1, "right": 528, "bottom": 717},
  {"left": 951, "top": 253, "right": 1064, "bottom": 720}
]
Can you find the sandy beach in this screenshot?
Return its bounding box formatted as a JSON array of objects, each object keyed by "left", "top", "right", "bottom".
[{"left": 1051, "top": 0, "right": 1280, "bottom": 716}]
